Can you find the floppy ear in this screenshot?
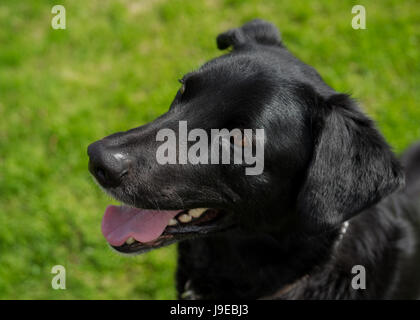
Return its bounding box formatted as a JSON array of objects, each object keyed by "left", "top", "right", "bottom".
[
  {"left": 297, "top": 94, "right": 404, "bottom": 233},
  {"left": 217, "top": 19, "right": 283, "bottom": 50}
]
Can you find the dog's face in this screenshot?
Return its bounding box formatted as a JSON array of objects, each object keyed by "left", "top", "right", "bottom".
[{"left": 88, "top": 20, "right": 403, "bottom": 255}]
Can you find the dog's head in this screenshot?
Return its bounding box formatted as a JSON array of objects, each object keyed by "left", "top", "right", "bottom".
[{"left": 88, "top": 20, "right": 404, "bottom": 255}]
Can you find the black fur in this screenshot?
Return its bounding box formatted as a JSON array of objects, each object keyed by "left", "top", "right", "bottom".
[{"left": 88, "top": 19, "right": 420, "bottom": 299}]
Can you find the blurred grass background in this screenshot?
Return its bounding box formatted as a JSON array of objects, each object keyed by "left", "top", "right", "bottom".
[{"left": 0, "top": 0, "right": 418, "bottom": 299}]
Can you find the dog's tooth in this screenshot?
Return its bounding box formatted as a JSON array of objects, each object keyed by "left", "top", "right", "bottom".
[
  {"left": 178, "top": 214, "right": 192, "bottom": 223},
  {"left": 125, "top": 237, "right": 135, "bottom": 245},
  {"left": 188, "top": 208, "right": 207, "bottom": 218},
  {"left": 168, "top": 218, "right": 178, "bottom": 226}
]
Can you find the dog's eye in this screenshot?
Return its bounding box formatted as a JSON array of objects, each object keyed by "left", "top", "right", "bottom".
[
  {"left": 231, "top": 130, "right": 250, "bottom": 147},
  {"left": 180, "top": 84, "right": 186, "bottom": 95},
  {"left": 178, "top": 79, "right": 186, "bottom": 95}
]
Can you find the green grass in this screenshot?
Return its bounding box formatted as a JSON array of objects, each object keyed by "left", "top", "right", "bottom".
[{"left": 0, "top": 0, "right": 419, "bottom": 299}]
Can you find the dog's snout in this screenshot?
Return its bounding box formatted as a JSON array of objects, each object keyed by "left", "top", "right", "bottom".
[{"left": 87, "top": 140, "right": 132, "bottom": 188}]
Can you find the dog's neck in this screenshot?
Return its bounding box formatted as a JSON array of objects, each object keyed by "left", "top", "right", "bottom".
[
  {"left": 259, "top": 221, "right": 350, "bottom": 299},
  {"left": 177, "top": 222, "right": 349, "bottom": 299}
]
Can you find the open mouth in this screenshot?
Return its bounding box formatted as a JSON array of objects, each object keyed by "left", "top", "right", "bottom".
[{"left": 101, "top": 206, "right": 228, "bottom": 254}]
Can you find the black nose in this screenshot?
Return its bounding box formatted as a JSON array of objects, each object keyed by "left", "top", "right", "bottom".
[{"left": 87, "top": 140, "right": 132, "bottom": 188}]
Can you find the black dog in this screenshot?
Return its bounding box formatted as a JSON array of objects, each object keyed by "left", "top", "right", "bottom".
[{"left": 88, "top": 19, "right": 420, "bottom": 299}]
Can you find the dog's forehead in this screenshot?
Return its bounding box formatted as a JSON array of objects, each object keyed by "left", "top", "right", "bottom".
[
  {"left": 174, "top": 51, "right": 307, "bottom": 124},
  {"left": 187, "top": 53, "right": 302, "bottom": 103},
  {"left": 191, "top": 53, "right": 269, "bottom": 82}
]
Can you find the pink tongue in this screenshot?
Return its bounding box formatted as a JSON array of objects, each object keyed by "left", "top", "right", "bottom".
[{"left": 101, "top": 205, "right": 182, "bottom": 246}]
